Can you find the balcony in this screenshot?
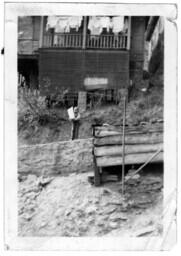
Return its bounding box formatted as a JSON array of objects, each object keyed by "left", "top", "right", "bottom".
[{"left": 42, "top": 33, "right": 128, "bottom": 50}]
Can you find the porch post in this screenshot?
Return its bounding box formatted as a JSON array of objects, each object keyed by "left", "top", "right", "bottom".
[
  {"left": 82, "top": 16, "right": 87, "bottom": 49},
  {"left": 127, "top": 16, "right": 131, "bottom": 50},
  {"left": 39, "top": 16, "right": 44, "bottom": 48}
]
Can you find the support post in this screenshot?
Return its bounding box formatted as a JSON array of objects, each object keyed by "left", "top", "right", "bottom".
[
  {"left": 39, "top": 16, "right": 44, "bottom": 48},
  {"left": 121, "top": 96, "right": 126, "bottom": 195},
  {"left": 125, "top": 148, "right": 162, "bottom": 183},
  {"left": 78, "top": 91, "right": 87, "bottom": 113},
  {"left": 127, "top": 16, "right": 131, "bottom": 50},
  {"left": 82, "top": 16, "right": 87, "bottom": 49}
]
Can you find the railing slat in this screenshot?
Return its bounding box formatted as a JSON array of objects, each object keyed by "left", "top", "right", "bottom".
[{"left": 78, "top": 35, "right": 80, "bottom": 47}]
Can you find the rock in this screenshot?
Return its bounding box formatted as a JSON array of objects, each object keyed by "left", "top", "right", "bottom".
[
  {"left": 64, "top": 209, "right": 72, "bottom": 217},
  {"left": 38, "top": 176, "right": 53, "bottom": 187},
  {"left": 39, "top": 221, "right": 48, "bottom": 228},
  {"left": 134, "top": 226, "right": 155, "bottom": 237},
  {"left": 26, "top": 174, "right": 37, "bottom": 184},
  {"left": 140, "top": 121, "right": 148, "bottom": 126},
  {"left": 110, "top": 197, "right": 123, "bottom": 205},
  {"left": 54, "top": 208, "right": 63, "bottom": 218},
  {"left": 157, "top": 119, "right": 163, "bottom": 123},
  {"left": 26, "top": 204, "right": 35, "bottom": 212},
  {"left": 85, "top": 205, "right": 97, "bottom": 214},
  {"left": 109, "top": 222, "right": 119, "bottom": 229},
  {"left": 79, "top": 225, "right": 88, "bottom": 233},
  {"left": 18, "top": 174, "right": 27, "bottom": 182},
  {"left": 26, "top": 192, "right": 37, "bottom": 199},
  {"left": 22, "top": 213, "right": 34, "bottom": 221},
  {"left": 109, "top": 212, "right": 127, "bottom": 221},
  {"left": 104, "top": 205, "right": 117, "bottom": 214},
  {"left": 150, "top": 118, "right": 157, "bottom": 124},
  {"left": 132, "top": 174, "right": 140, "bottom": 180},
  {"left": 102, "top": 188, "right": 112, "bottom": 195}
]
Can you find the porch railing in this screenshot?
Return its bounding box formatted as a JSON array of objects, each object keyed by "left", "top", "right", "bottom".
[
  {"left": 43, "top": 33, "right": 83, "bottom": 48},
  {"left": 43, "top": 33, "right": 128, "bottom": 49},
  {"left": 86, "top": 34, "right": 127, "bottom": 49}
]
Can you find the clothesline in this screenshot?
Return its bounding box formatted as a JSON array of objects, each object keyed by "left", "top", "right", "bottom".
[{"left": 46, "top": 16, "right": 128, "bottom": 35}]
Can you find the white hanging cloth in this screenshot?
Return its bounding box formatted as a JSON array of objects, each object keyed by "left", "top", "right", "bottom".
[
  {"left": 46, "top": 16, "right": 83, "bottom": 33},
  {"left": 68, "top": 16, "right": 82, "bottom": 31},
  {"left": 55, "top": 17, "right": 69, "bottom": 33},
  {"left": 100, "top": 16, "right": 112, "bottom": 32},
  {"left": 112, "top": 16, "right": 125, "bottom": 34},
  {"left": 46, "top": 16, "right": 60, "bottom": 30},
  {"left": 123, "top": 17, "right": 128, "bottom": 33},
  {"left": 88, "top": 16, "right": 103, "bottom": 35}
]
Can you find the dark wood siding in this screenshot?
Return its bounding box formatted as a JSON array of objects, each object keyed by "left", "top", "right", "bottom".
[
  {"left": 130, "top": 17, "right": 146, "bottom": 82},
  {"left": 39, "top": 49, "right": 129, "bottom": 95}
]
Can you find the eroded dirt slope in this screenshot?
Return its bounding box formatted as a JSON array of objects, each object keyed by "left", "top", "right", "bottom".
[{"left": 19, "top": 167, "right": 163, "bottom": 237}]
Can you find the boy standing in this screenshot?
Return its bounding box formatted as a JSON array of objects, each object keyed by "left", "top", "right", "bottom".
[{"left": 71, "top": 107, "right": 80, "bottom": 140}]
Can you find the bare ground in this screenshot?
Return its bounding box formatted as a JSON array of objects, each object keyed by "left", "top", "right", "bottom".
[{"left": 18, "top": 166, "right": 163, "bottom": 237}]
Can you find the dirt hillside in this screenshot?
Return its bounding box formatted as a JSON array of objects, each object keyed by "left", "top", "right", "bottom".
[
  {"left": 19, "top": 166, "right": 163, "bottom": 237},
  {"left": 18, "top": 86, "right": 163, "bottom": 146}
]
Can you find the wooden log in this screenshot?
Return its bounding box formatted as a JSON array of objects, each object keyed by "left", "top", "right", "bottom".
[
  {"left": 95, "top": 130, "right": 163, "bottom": 137},
  {"left": 94, "top": 143, "right": 163, "bottom": 157},
  {"left": 94, "top": 124, "right": 163, "bottom": 132},
  {"left": 94, "top": 127, "right": 163, "bottom": 137},
  {"left": 94, "top": 132, "right": 163, "bottom": 146},
  {"left": 96, "top": 152, "right": 163, "bottom": 167}
]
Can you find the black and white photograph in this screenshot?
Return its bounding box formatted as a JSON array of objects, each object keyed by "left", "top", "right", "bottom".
[{"left": 3, "top": 1, "right": 178, "bottom": 251}]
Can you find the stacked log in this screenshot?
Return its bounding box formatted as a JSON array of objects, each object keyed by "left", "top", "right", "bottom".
[{"left": 93, "top": 125, "right": 163, "bottom": 167}]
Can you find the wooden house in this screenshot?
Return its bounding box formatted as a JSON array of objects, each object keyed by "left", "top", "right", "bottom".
[{"left": 18, "top": 16, "right": 162, "bottom": 101}]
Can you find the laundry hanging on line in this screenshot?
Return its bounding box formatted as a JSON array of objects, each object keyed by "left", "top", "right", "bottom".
[
  {"left": 88, "top": 16, "right": 126, "bottom": 35},
  {"left": 46, "top": 16, "right": 60, "bottom": 30},
  {"left": 88, "top": 17, "right": 103, "bottom": 35},
  {"left": 111, "top": 16, "right": 125, "bottom": 34},
  {"left": 46, "top": 16, "right": 83, "bottom": 33}
]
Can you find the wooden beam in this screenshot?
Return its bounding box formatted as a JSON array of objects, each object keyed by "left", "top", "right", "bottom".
[
  {"left": 96, "top": 152, "right": 163, "bottom": 167},
  {"left": 82, "top": 16, "right": 87, "bottom": 49},
  {"left": 127, "top": 16, "right": 131, "bottom": 50},
  {"left": 94, "top": 128, "right": 163, "bottom": 137},
  {"left": 94, "top": 132, "right": 163, "bottom": 146},
  {"left": 94, "top": 143, "right": 163, "bottom": 157},
  {"left": 94, "top": 124, "right": 163, "bottom": 134},
  {"left": 39, "top": 16, "right": 44, "bottom": 48}
]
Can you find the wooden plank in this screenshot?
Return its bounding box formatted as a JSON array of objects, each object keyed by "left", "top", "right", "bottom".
[
  {"left": 39, "top": 16, "right": 44, "bottom": 48},
  {"left": 96, "top": 152, "right": 163, "bottom": 167},
  {"left": 94, "top": 129, "right": 163, "bottom": 137},
  {"left": 94, "top": 124, "right": 163, "bottom": 132},
  {"left": 94, "top": 143, "right": 163, "bottom": 157},
  {"left": 94, "top": 132, "right": 163, "bottom": 146},
  {"left": 82, "top": 16, "right": 87, "bottom": 49},
  {"left": 127, "top": 17, "right": 131, "bottom": 50}
]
